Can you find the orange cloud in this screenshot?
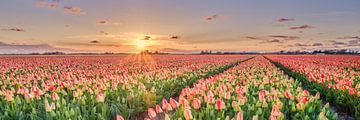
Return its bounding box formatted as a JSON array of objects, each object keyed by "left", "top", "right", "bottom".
[
  {"left": 289, "top": 25, "right": 313, "bottom": 30},
  {"left": 63, "top": 6, "right": 85, "bottom": 14}
]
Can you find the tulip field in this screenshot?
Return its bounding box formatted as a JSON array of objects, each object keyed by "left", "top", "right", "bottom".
[{"left": 0, "top": 55, "right": 359, "bottom": 120}]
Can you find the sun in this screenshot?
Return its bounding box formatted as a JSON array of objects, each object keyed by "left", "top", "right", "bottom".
[{"left": 134, "top": 40, "right": 147, "bottom": 50}]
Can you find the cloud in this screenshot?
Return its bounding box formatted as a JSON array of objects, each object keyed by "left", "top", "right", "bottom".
[
  {"left": 294, "top": 43, "right": 311, "bottom": 47},
  {"left": 61, "top": 42, "right": 123, "bottom": 47},
  {"left": 0, "top": 42, "right": 73, "bottom": 54},
  {"left": 336, "top": 36, "right": 360, "bottom": 39},
  {"left": 159, "top": 48, "right": 197, "bottom": 53},
  {"left": 289, "top": 25, "right": 313, "bottom": 30},
  {"left": 37, "top": 1, "right": 58, "bottom": 9},
  {"left": 244, "top": 36, "right": 263, "bottom": 40},
  {"left": 99, "top": 31, "right": 109, "bottom": 35},
  {"left": 268, "top": 35, "right": 300, "bottom": 40},
  {"left": 204, "top": 14, "right": 217, "bottom": 21},
  {"left": 97, "top": 20, "right": 108, "bottom": 25},
  {"left": 142, "top": 36, "right": 151, "bottom": 40},
  {"left": 90, "top": 40, "right": 100, "bottom": 43},
  {"left": 267, "top": 39, "right": 282, "bottom": 43},
  {"left": 170, "top": 35, "right": 180, "bottom": 39},
  {"left": 329, "top": 40, "right": 346, "bottom": 45},
  {"left": 312, "top": 43, "right": 323, "bottom": 46},
  {"left": 277, "top": 18, "right": 295, "bottom": 22},
  {"left": 1, "top": 28, "right": 25, "bottom": 32},
  {"left": 260, "top": 39, "right": 283, "bottom": 44},
  {"left": 63, "top": 6, "right": 85, "bottom": 14}
]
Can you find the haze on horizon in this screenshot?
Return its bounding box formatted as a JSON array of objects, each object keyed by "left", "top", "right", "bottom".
[{"left": 0, "top": 0, "right": 359, "bottom": 54}]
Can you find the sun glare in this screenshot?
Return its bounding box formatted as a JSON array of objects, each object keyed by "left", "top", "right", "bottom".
[{"left": 134, "top": 40, "right": 147, "bottom": 50}]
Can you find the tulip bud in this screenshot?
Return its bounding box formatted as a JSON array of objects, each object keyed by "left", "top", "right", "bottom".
[
  {"left": 165, "top": 103, "right": 173, "bottom": 112},
  {"left": 96, "top": 93, "right": 106, "bottom": 102},
  {"left": 236, "top": 111, "right": 243, "bottom": 120},
  {"left": 215, "top": 99, "right": 226, "bottom": 110},
  {"left": 191, "top": 98, "right": 201, "bottom": 109},
  {"left": 162, "top": 99, "right": 168, "bottom": 109},
  {"left": 156, "top": 105, "right": 163, "bottom": 113},
  {"left": 116, "top": 114, "right": 124, "bottom": 120},
  {"left": 148, "top": 108, "right": 157, "bottom": 118},
  {"left": 44, "top": 99, "right": 52, "bottom": 112},
  {"left": 252, "top": 115, "right": 259, "bottom": 120},
  {"left": 184, "top": 108, "right": 193, "bottom": 120},
  {"left": 170, "top": 98, "right": 179, "bottom": 109}
]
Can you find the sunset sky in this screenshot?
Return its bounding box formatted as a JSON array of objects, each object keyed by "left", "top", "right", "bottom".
[{"left": 0, "top": 0, "right": 360, "bottom": 54}]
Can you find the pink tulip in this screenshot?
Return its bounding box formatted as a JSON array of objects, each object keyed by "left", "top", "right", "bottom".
[
  {"left": 179, "top": 97, "right": 189, "bottom": 107},
  {"left": 96, "top": 93, "right": 106, "bottom": 102},
  {"left": 5, "top": 92, "right": 14, "bottom": 102},
  {"left": 52, "top": 93, "right": 60, "bottom": 101},
  {"left": 165, "top": 103, "right": 173, "bottom": 112},
  {"left": 236, "top": 111, "right": 243, "bottom": 120},
  {"left": 284, "top": 90, "right": 294, "bottom": 100},
  {"left": 162, "top": 99, "right": 168, "bottom": 109},
  {"left": 24, "top": 92, "right": 34, "bottom": 102},
  {"left": 184, "top": 108, "right": 193, "bottom": 120},
  {"left": 191, "top": 98, "right": 201, "bottom": 109},
  {"left": 148, "top": 108, "right": 157, "bottom": 118},
  {"left": 116, "top": 114, "right": 124, "bottom": 120},
  {"left": 170, "top": 98, "right": 179, "bottom": 109},
  {"left": 155, "top": 105, "right": 163, "bottom": 113}
]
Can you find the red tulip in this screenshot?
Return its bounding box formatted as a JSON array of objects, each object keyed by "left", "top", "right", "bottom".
[
  {"left": 215, "top": 98, "right": 225, "bottom": 110},
  {"left": 49, "top": 86, "right": 56, "bottom": 92}
]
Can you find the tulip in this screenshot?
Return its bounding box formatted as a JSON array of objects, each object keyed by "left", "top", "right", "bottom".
[
  {"left": 52, "top": 93, "right": 60, "bottom": 101},
  {"left": 116, "top": 114, "right": 124, "bottom": 120},
  {"left": 49, "top": 86, "right": 56, "bottom": 92},
  {"left": 191, "top": 98, "right": 201, "bottom": 109},
  {"left": 284, "top": 90, "right": 294, "bottom": 100},
  {"left": 215, "top": 99, "right": 226, "bottom": 110},
  {"left": 155, "top": 105, "right": 163, "bottom": 113},
  {"left": 5, "top": 92, "right": 14, "bottom": 102},
  {"left": 184, "top": 108, "right": 193, "bottom": 120},
  {"left": 24, "top": 92, "right": 34, "bottom": 102},
  {"left": 162, "top": 99, "right": 168, "bottom": 109},
  {"left": 296, "top": 103, "right": 304, "bottom": 110},
  {"left": 45, "top": 99, "right": 52, "bottom": 112},
  {"left": 348, "top": 88, "right": 356, "bottom": 95},
  {"left": 235, "top": 111, "right": 243, "bottom": 120},
  {"left": 148, "top": 108, "right": 157, "bottom": 118},
  {"left": 170, "top": 98, "right": 179, "bottom": 109},
  {"left": 299, "top": 97, "right": 308, "bottom": 103},
  {"left": 179, "top": 97, "right": 189, "bottom": 107},
  {"left": 96, "top": 93, "right": 106, "bottom": 102},
  {"left": 315, "top": 92, "right": 320, "bottom": 99},
  {"left": 165, "top": 103, "right": 173, "bottom": 112},
  {"left": 224, "top": 92, "right": 231, "bottom": 100}
]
